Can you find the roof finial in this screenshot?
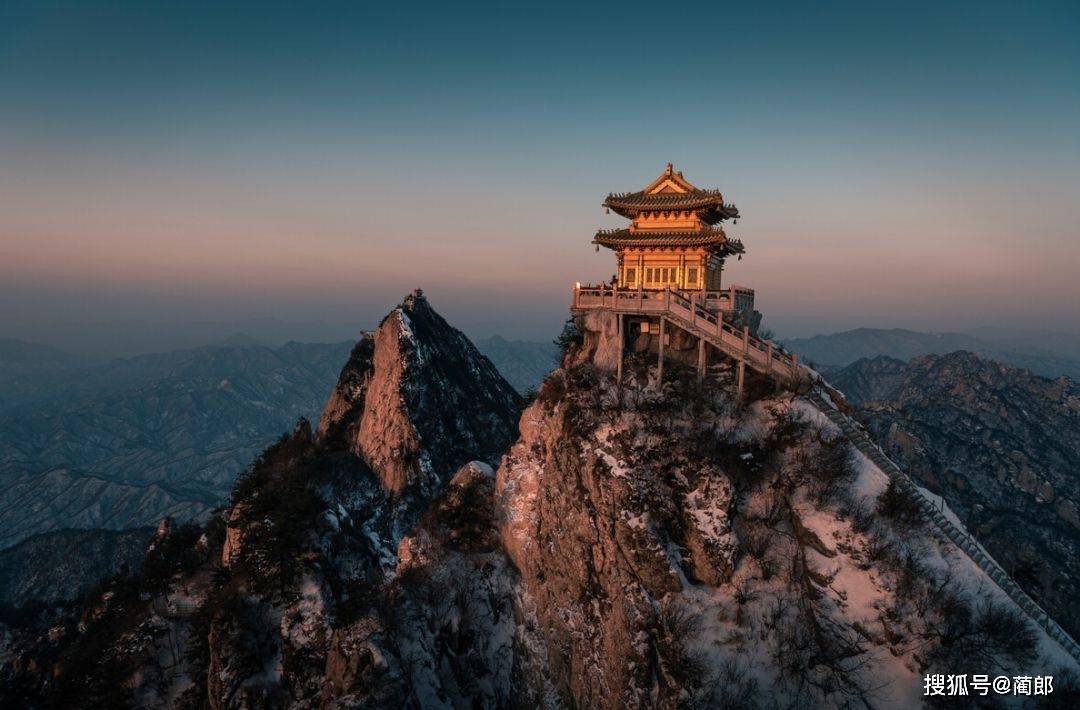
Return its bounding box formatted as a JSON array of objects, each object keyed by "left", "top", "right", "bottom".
[{"left": 665, "top": 162, "right": 673, "bottom": 175}]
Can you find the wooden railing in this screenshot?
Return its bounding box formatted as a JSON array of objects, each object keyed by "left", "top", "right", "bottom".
[{"left": 571, "top": 284, "right": 800, "bottom": 384}]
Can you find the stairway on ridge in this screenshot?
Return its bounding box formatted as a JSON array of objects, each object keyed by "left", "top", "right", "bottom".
[{"left": 805, "top": 390, "right": 1080, "bottom": 664}]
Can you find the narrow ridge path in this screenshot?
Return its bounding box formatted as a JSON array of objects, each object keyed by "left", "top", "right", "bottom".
[{"left": 806, "top": 391, "right": 1080, "bottom": 665}]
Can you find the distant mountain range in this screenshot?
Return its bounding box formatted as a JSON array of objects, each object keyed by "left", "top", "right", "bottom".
[
  {"left": 474, "top": 335, "right": 557, "bottom": 393},
  {"left": 784, "top": 327, "right": 1080, "bottom": 380},
  {"left": 0, "top": 340, "right": 355, "bottom": 549},
  {"left": 0, "top": 527, "right": 155, "bottom": 607}
]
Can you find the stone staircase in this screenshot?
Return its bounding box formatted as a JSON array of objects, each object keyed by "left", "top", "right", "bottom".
[
  {"left": 662, "top": 293, "right": 802, "bottom": 385},
  {"left": 807, "top": 391, "right": 1080, "bottom": 665}
]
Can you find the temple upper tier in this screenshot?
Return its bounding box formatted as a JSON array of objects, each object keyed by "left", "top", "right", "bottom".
[
  {"left": 594, "top": 164, "right": 746, "bottom": 293},
  {"left": 602, "top": 166, "right": 739, "bottom": 225},
  {"left": 593, "top": 228, "right": 743, "bottom": 252}
]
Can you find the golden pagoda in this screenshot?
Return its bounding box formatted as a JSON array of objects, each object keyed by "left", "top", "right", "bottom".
[
  {"left": 572, "top": 164, "right": 795, "bottom": 396},
  {"left": 596, "top": 163, "right": 744, "bottom": 307}
]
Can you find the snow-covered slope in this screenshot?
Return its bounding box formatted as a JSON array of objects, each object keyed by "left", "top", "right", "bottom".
[
  {"left": 497, "top": 358, "right": 1078, "bottom": 707},
  {"left": 831, "top": 351, "right": 1080, "bottom": 642}
]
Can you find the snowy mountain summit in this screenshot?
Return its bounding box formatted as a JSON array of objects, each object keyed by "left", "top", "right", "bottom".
[
  {"left": 317, "top": 289, "right": 521, "bottom": 497},
  {"left": 2, "top": 294, "right": 1077, "bottom": 708}
]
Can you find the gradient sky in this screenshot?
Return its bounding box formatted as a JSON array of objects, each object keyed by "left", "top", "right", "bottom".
[{"left": 1, "top": 0, "right": 1078, "bottom": 348}]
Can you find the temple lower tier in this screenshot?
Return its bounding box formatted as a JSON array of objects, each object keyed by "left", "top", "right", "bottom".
[{"left": 615, "top": 248, "right": 726, "bottom": 291}]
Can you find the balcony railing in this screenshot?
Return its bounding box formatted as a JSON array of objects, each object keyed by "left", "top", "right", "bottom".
[
  {"left": 570, "top": 283, "right": 798, "bottom": 382},
  {"left": 573, "top": 284, "right": 753, "bottom": 313}
]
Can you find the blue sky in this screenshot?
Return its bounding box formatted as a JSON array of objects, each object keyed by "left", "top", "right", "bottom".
[{"left": 1, "top": 1, "right": 1078, "bottom": 346}]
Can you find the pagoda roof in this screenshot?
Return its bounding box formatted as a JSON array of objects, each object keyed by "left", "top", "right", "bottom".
[
  {"left": 603, "top": 164, "right": 740, "bottom": 224},
  {"left": 593, "top": 228, "right": 744, "bottom": 254}
]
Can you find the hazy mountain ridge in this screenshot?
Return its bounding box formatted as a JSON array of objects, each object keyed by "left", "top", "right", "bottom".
[
  {"left": 0, "top": 338, "right": 76, "bottom": 365},
  {"left": 785, "top": 327, "right": 1080, "bottom": 380},
  {"left": 474, "top": 334, "right": 557, "bottom": 393},
  {"left": 0, "top": 339, "right": 346, "bottom": 413},
  {"left": 0, "top": 527, "right": 155, "bottom": 607},
  {"left": 4, "top": 317, "right": 370, "bottom": 361},
  {"left": 0, "top": 468, "right": 209, "bottom": 552},
  {"left": 0, "top": 340, "right": 354, "bottom": 549},
  {"left": 825, "top": 355, "right": 908, "bottom": 404},
  {"left": 833, "top": 351, "right": 1080, "bottom": 638}
]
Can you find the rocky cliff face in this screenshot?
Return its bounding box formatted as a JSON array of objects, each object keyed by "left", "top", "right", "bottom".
[
  {"left": 317, "top": 290, "right": 521, "bottom": 497},
  {"left": 833, "top": 351, "right": 1080, "bottom": 638},
  {"left": 497, "top": 365, "right": 738, "bottom": 707},
  {"left": 494, "top": 346, "right": 1078, "bottom": 707},
  {"left": 3, "top": 307, "right": 1076, "bottom": 709}
]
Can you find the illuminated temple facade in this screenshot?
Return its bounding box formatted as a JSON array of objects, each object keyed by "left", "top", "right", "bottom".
[
  {"left": 596, "top": 163, "right": 753, "bottom": 315},
  {"left": 571, "top": 165, "right": 796, "bottom": 395}
]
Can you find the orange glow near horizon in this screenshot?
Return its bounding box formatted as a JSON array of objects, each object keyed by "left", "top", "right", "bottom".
[{"left": 3, "top": 154, "right": 1077, "bottom": 342}]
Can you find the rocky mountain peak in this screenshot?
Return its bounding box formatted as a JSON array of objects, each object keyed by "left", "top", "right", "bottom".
[{"left": 317, "top": 291, "right": 521, "bottom": 496}]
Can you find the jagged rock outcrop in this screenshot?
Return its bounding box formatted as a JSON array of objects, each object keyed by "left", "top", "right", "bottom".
[
  {"left": 565, "top": 310, "right": 622, "bottom": 370},
  {"left": 497, "top": 365, "right": 723, "bottom": 707},
  {"left": 318, "top": 290, "right": 521, "bottom": 496},
  {"left": 499, "top": 359, "right": 794, "bottom": 707},
  {"left": 0, "top": 292, "right": 530, "bottom": 709},
  {"left": 834, "top": 351, "right": 1080, "bottom": 638}
]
